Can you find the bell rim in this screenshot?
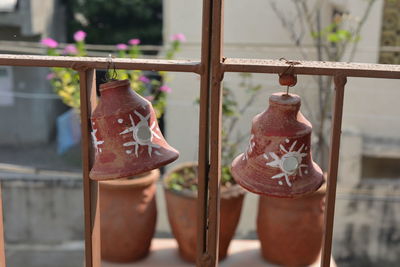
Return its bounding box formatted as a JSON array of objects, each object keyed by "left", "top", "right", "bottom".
[
  {"left": 231, "top": 154, "right": 324, "bottom": 199},
  {"left": 89, "top": 150, "right": 179, "bottom": 181}
]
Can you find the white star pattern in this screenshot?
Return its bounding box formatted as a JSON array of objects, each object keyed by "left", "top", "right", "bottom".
[
  {"left": 119, "top": 110, "right": 162, "bottom": 157},
  {"left": 91, "top": 125, "right": 104, "bottom": 154},
  {"left": 263, "top": 139, "right": 308, "bottom": 187}
]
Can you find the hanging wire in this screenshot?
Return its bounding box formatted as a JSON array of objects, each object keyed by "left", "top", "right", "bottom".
[{"left": 104, "top": 54, "right": 118, "bottom": 82}]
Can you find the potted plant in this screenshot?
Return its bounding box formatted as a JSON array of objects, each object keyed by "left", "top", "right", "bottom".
[
  {"left": 42, "top": 31, "right": 185, "bottom": 262},
  {"left": 164, "top": 163, "right": 245, "bottom": 262},
  {"left": 163, "top": 74, "right": 263, "bottom": 262}
]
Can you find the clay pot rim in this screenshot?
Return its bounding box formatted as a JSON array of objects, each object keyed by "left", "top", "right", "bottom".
[
  {"left": 99, "top": 79, "right": 130, "bottom": 92},
  {"left": 163, "top": 161, "right": 246, "bottom": 199},
  {"left": 99, "top": 169, "right": 159, "bottom": 188}
]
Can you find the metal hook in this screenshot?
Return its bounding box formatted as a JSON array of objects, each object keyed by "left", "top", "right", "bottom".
[
  {"left": 279, "top": 58, "right": 300, "bottom": 95},
  {"left": 104, "top": 54, "right": 118, "bottom": 82},
  {"left": 279, "top": 57, "right": 299, "bottom": 76}
]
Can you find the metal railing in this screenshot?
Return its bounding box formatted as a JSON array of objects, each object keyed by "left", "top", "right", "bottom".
[{"left": 0, "top": 0, "right": 399, "bottom": 266}]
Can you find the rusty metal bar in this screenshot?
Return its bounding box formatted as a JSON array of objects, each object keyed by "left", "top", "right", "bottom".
[
  {"left": 321, "top": 76, "right": 347, "bottom": 267},
  {"left": 0, "top": 187, "right": 6, "bottom": 267},
  {"left": 207, "top": 0, "right": 224, "bottom": 266},
  {"left": 78, "top": 69, "right": 100, "bottom": 267},
  {"left": 0, "top": 54, "right": 399, "bottom": 79},
  {"left": 223, "top": 58, "right": 400, "bottom": 79},
  {"left": 197, "top": 0, "right": 212, "bottom": 265},
  {"left": 0, "top": 54, "right": 202, "bottom": 74}
]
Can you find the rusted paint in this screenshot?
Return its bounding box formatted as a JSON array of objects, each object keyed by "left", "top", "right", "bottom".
[
  {"left": 321, "top": 76, "right": 347, "bottom": 267},
  {"left": 0, "top": 54, "right": 202, "bottom": 74},
  {"left": 78, "top": 69, "right": 100, "bottom": 267},
  {"left": 206, "top": 0, "right": 225, "bottom": 266},
  {"left": 196, "top": 0, "right": 213, "bottom": 265},
  {"left": 223, "top": 58, "right": 400, "bottom": 79}
]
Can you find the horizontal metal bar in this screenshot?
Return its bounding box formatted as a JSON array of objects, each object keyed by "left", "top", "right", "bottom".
[
  {"left": 0, "top": 40, "right": 162, "bottom": 51},
  {"left": 223, "top": 58, "right": 400, "bottom": 79},
  {"left": 0, "top": 55, "right": 399, "bottom": 79},
  {"left": 0, "top": 54, "right": 202, "bottom": 74}
]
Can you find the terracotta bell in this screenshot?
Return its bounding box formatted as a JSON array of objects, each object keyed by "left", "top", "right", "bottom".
[
  {"left": 231, "top": 92, "right": 323, "bottom": 198},
  {"left": 89, "top": 79, "right": 179, "bottom": 180}
]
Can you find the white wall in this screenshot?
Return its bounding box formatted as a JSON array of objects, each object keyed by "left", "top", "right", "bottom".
[
  {"left": 163, "top": 0, "right": 399, "bottom": 164},
  {"left": 161, "top": 3, "right": 400, "bottom": 262}
]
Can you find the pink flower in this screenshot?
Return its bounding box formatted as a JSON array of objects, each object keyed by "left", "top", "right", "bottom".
[
  {"left": 41, "top": 38, "right": 58, "bottom": 48},
  {"left": 46, "top": 72, "right": 56, "bottom": 80},
  {"left": 63, "top": 44, "right": 78, "bottom": 55},
  {"left": 129, "top": 38, "right": 140, "bottom": 45},
  {"left": 116, "top": 43, "right": 128, "bottom": 50},
  {"left": 139, "top": 75, "right": 150, "bottom": 83},
  {"left": 160, "top": 85, "right": 172, "bottom": 93},
  {"left": 74, "top": 30, "right": 87, "bottom": 42},
  {"left": 145, "top": 95, "right": 155, "bottom": 101},
  {"left": 171, "top": 33, "right": 186, "bottom": 42}
]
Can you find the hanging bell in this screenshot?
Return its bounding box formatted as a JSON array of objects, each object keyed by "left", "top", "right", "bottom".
[
  {"left": 89, "top": 79, "right": 179, "bottom": 181},
  {"left": 231, "top": 92, "right": 323, "bottom": 198}
]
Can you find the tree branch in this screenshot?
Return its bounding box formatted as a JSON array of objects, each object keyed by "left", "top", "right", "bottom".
[{"left": 348, "top": 0, "right": 377, "bottom": 61}]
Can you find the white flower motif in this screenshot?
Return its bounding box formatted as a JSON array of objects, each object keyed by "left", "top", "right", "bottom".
[
  {"left": 263, "top": 139, "right": 307, "bottom": 187},
  {"left": 91, "top": 125, "right": 104, "bottom": 154},
  {"left": 119, "top": 110, "right": 161, "bottom": 157},
  {"left": 242, "top": 134, "right": 255, "bottom": 161}
]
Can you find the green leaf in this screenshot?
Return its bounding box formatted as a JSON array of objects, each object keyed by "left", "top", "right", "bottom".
[
  {"left": 171, "top": 184, "right": 183, "bottom": 191},
  {"left": 336, "top": 29, "right": 352, "bottom": 41},
  {"left": 327, "top": 33, "right": 340, "bottom": 43}
]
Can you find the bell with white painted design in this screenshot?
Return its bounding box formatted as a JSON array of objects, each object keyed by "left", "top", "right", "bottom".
[
  {"left": 89, "top": 79, "right": 179, "bottom": 181},
  {"left": 231, "top": 92, "right": 323, "bottom": 198}
]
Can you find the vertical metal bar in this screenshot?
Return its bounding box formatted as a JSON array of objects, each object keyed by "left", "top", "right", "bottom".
[
  {"left": 197, "top": 0, "right": 212, "bottom": 265},
  {"left": 78, "top": 68, "right": 100, "bottom": 267},
  {"left": 207, "top": 0, "right": 224, "bottom": 266},
  {"left": 0, "top": 186, "right": 6, "bottom": 267},
  {"left": 321, "top": 75, "right": 347, "bottom": 267}
]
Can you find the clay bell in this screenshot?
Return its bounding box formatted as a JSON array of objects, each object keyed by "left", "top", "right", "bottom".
[
  {"left": 231, "top": 92, "right": 323, "bottom": 198},
  {"left": 89, "top": 79, "right": 179, "bottom": 180}
]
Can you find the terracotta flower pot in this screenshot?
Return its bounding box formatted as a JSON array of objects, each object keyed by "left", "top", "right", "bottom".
[
  {"left": 257, "top": 184, "right": 326, "bottom": 266},
  {"left": 163, "top": 163, "right": 245, "bottom": 262},
  {"left": 99, "top": 169, "right": 159, "bottom": 263}
]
